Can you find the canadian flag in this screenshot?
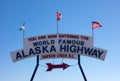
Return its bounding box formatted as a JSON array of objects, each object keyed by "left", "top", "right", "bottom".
[{"left": 57, "top": 11, "right": 62, "bottom": 21}]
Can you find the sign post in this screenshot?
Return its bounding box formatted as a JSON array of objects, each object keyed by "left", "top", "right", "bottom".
[
  {"left": 78, "top": 55, "right": 87, "bottom": 81},
  {"left": 30, "top": 55, "right": 39, "bottom": 81}
]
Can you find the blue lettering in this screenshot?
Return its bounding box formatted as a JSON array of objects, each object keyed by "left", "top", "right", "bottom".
[
  {"left": 22, "top": 50, "right": 28, "bottom": 57},
  {"left": 51, "top": 40, "right": 55, "bottom": 44},
  {"left": 98, "top": 50, "right": 104, "bottom": 58},
  {"left": 50, "top": 45, "right": 56, "bottom": 53},
  {"left": 84, "top": 47, "right": 93, "bottom": 55},
  {"left": 35, "top": 47, "right": 41, "bottom": 54},
  {"left": 77, "top": 46, "right": 84, "bottom": 53},
  {"left": 29, "top": 48, "right": 35, "bottom": 56},
  {"left": 91, "top": 49, "right": 97, "bottom": 57},
  {"left": 16, "top": 52, "right": 22, "bottom": 60},
  {"left": 59, "top": 39, "right": 62, "bottom": 44},
  {"left": 81, "top": 41, "right": 84, "bottom": 46},
  {"left": 32, "top": 40, "right": 55, "bottom": 47},
  {"left": 66, "top": 45, "right": 69, "bottom": 52},
  {"left": 60, "top": 44, "right": 66, "bottom": 52},
  {"left": 33, "top": 42, "right": 39, "bottom": 46},
  {"left": 70, "top": 45, "right": 76, "bottom": 52},
  {"left": 42, "top": 46, "right": 49, "bottom": 53}
]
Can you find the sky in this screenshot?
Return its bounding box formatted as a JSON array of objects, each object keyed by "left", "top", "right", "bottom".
[{"left": 0, "top": 0, "right": 120, "bottom": 81}]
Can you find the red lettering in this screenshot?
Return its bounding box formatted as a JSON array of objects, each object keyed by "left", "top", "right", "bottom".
[
  {"left": 59, "top": 34, "right": 79, "bottom": 39},
  {"left": 28, "top": 37, "right": 37, "bottom": 42},
  {"left": 42, "top": 54, "right": 56, "bottom": 59},
  {"left": 48, "top": 35, "right": 57, "bottom": 38},
  {"left": 69, "top": 54, "right": 74, "bottom": 58},
  {"left": 81, "top": 36, "right": 89, "bottom": 40},
  {"left": 38, "top": 35, "right": 46, "bottom": 40},
  {"left": 57, "top": 54, "right": 67, "bottom": 58}
]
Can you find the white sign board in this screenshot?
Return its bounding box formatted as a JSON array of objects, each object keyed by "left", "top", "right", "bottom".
[{"left": 10, "top": 34, "right": 107, "bottom": 62}]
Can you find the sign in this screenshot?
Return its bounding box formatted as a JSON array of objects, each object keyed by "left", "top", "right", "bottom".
[
  {"left": 46, "top": 63, "right": 69, "bottom": 71},
  {"left": 10, "top": 34, "right": 107, "bottom": 62},
  {"left": 24, "top": 34, "right": 93, "bottom": 49}
]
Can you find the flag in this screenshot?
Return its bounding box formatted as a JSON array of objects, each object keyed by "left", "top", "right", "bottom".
[
  {"left": 19, "top": 23, "right": 25, "bottom": 31},
  {"left": 57, "top": 11, "right": 62, "bottom": 21},
  {"left": 92, "top": 21, "right": 102, "bottom": 29}
]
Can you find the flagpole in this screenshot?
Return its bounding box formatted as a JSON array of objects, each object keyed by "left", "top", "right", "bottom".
[
  {"left": 91, "top": 21, "right": 94, "bottom": 45},
  {"left": 22, "top": 23, "right": 25, "bottom": 46},
  {"left": 92, "top": 27, "right": 94, "bottom": 44},
  {"left": 23, "top": 29, "right": 25, "bottom": 46},
  {"left": 19, "top": 22, "right": 25, "bottom": 47},
  {"left": 56, "top": 11, "right": 61, "bottom": 34},
  {"left": 57, "top": 19, "right": 59, "bottom": 34}
]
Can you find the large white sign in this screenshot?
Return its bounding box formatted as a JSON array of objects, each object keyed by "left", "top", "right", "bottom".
[{"left": 10, "top": 34, "right": 107, "bottom": 62}]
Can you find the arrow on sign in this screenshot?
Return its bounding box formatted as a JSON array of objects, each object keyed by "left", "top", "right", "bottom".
[{"left": 46, "top": 62, "right": 69, "bottom": 71}]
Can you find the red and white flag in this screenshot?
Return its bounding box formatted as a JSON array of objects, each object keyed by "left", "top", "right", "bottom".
[
  {"left": 57, "top": 11, "right": 62, "bottom": 21},
  {"left": 92, "top": 21, "right": 102, "bottom": 29}
]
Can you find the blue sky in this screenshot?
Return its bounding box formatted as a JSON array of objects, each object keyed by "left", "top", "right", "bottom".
[{"left": 1, "top": 0, "right": 120, "bottom": 81}]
